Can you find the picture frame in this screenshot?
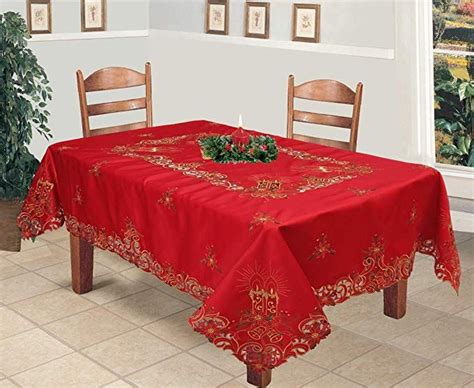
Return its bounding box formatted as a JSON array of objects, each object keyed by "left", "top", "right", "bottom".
[
  {"left": 245, "top": 2, "right": 270, "bottom": 39},
  {"left": 27, "top": 0, "right": 52, "bottom": 34},
  {"left": 292, "top": 3, "right": 321, "bottom": 43},
  {"left": 81, "top": 0, "right": 107, "bottom": 32},
  {"left": 206, "top": 0, "right": 229, "bottom": 35}
]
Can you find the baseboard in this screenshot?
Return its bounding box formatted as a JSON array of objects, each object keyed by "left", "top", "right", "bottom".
[{"left": 451, "top": 210, "right": 474, "bottom": 233}]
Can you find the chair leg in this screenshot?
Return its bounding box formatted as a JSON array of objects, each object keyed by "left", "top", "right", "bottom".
[
  {"left": 70, "top": 234, "right": 94, "bottom": 294},
  {"left": 383, "top": 279, "right": 408, "bottom": 319},
  {"left": 247, "top": 366, "right": 272, "bottom": 387}
]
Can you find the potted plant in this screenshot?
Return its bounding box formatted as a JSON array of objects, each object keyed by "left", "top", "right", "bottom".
[{"left": 0, "top": 12, "right": 52, "bottom": 251}]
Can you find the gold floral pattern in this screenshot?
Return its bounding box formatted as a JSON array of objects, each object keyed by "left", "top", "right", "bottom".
[
  {"left": 22, "top": 178, "right": 54, "bottom": 217},
  {"left": 89, "top": 161, "right": 108, "bottom": 177},
  {"left": 349, "top": 188, "right": 375, "bottom": 196},
  {"left": 65, "top": 215, "right": 214, "bottom": 301},
  {"left": 57, "top": 146, "right": 78, "bottom": 152},
  {"left": 249, "top": 212, "right": 280, "bottom": 231},
  {"left": 201, "top": 245, "right": 220, "bottom": 271},
  {"left": 409, "top": 201, "right": 417, "bottom": 225},
  {"left": 73, "top": 186, "right": 84, "bottom": 205},
  {"left": 314, "top": 235, "right": 416, "bottom": 306},
  {"left": 309, "top": 234, "right": 336, "bottom": 260},
  {"left": 190, "top": 265, "right": 331, "bottom": 370},
  {"left": 157, "top": 188, "right": 177, "bottom": 211}
]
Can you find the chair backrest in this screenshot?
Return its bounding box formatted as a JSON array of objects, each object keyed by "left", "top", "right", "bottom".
[
  {"left": 76, "top": 63, "right": 153, "bottom": 138},
  {"left": 287, "top": 75, "right": 363, "bottom": 152}
]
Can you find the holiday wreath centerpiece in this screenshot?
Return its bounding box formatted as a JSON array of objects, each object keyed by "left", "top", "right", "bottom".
[{"left": 199, "top": 116, "right": 278, "bottom": 163}]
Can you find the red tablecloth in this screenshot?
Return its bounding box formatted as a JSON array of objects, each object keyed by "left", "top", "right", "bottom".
[{"left": 18, "top": 120, "right": 461, "bottom": 370}]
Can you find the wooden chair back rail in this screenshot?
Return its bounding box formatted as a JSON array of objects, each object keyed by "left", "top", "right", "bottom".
[
  {"left": 77, "top": 63, "right": 153, "bottom": 138},
  {"left": 287, "top": 75, "right": 363, "bottom": 152},
  {"left": 293, "top": 110, "right": 352, "bottom": 128}
]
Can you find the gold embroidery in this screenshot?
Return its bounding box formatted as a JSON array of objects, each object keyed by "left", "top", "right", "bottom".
[
  {"left": 248, "top": 179, "right": 286, "bottom": 199},
  {"left": 409, "top": 201, "right": 417, "bottom": 225},
  {"left": 157, "top": 188, "right": 177, "bottom": 211},
  {"left": 249, "top": 212, "right": 280, "bottom": 231},
  {"left": 349, "top": 188, "right": 375, "bottom": 196},
  {"left": 65, "top": 215, "right": 214, "bottom": 301},
  {"left": 138, "top": 133, "right": 154, "bottom": 138},
  {"left": 73, "top": 186, "right": 83, "bottom": 205},
  {"left": 57, "top": 146, "right": 78, "bottom": 152},
  {"left": 89, "top": 161, "right": 108, "bottom": 177},
  {"left": 201, "top": 245, "right": 220, "bottom": 271},
  {"left": 190, "top": 265, "right": 331, "bottom": 370},
  {"left": 314, "top": 235, "right": 415, "bottom": 306},
  {"left": 309, "top": 234, "right": 335, "bottom": 260},
  {"left": 299, "top": 176, "right": 354, "bottom": 193},
  {"left": 22, "top": 178, "right": 54, "bottom": 217}
]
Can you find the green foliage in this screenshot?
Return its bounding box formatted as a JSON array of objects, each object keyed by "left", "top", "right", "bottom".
[
  {"left": 199, "top": 135, "right": 278, "bottom": 164},
  {"left": 0, "top": 12, "right": 52, "bottom": 200},
  {"left": 433, "top": 10, "right": 447, "bottom": 48},
  {"left": 433, "top": 0, "right": 451, "bottom": 13},
  {"left": 435, "top": 63, "right": 473, "bottom": 166}
]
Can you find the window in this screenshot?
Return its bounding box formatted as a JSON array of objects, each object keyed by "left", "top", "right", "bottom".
[{"left": 432, "top": 0, "right": 473, "bottom": 168}]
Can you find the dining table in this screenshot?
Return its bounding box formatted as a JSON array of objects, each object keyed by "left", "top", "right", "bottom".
[{"left": 18, "top": 120, "right": 461, "bottom": 387}]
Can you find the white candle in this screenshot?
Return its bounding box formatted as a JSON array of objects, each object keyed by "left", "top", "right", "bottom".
[{"left": 238, "top": 114, "right": 243, "bottom": 128}]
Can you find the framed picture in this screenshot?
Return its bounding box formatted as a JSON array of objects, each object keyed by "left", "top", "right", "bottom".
[
  {"left": 292, "top": 3, "right": 321, "bottom": 43},
  {"left": 245, "top": 2, "right": 270, "bottom": 39},
  {"left": 27, "top": 0, "right": 51, "bottom": 34},
  {"left": 206, "top": 0, "right": 229, "bottom": 35},
  {"left": 81, "top": 0, "right": 107, "bottom": 32}
]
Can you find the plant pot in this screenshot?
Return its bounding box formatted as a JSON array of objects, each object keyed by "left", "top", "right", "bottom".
[{"left": 0, "top": 199, "right": 22, "bottom": 252}]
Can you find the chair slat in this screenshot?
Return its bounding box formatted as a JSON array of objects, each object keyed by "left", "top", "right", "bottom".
[
  {"left": 91, "top": 121, "right": 147, "bottom": 136},
  {"left": 293, "top": 110, "right": 352, "bottom": 128},
  {"left": 87, "top": 97, "right": 146, "bottom": 116},
  {"left": 84, "top": 67, "right": 146, "bottom": 92},
  {"left": 292, "top": 134, "right": 351, "bottom": 151},
  {"left": 294, "top": 79, "right": 356, "bottom": 104}
]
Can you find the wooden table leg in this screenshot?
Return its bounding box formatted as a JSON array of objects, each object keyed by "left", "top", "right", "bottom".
[
  {"left": 70, "top": 234, "right": 94, "bottom": 294},
  {"left": 384, "top": 279, "right": 407, "bottom": 319},
  {"left": 247, "top": 366, "right": 272, "bottom": 387}
]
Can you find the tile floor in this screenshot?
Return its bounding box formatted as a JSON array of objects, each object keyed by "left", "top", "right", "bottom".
[{"left": 0, "top": 228, "right": 473, "bottom": 388}]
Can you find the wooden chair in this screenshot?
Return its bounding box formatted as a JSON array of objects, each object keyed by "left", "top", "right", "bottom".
[
  {"left": 76, "top": 63, "right": 153, "bottom": 138},
  {"left": 287, "top": 75, "right": 363, "bottom": 152}
]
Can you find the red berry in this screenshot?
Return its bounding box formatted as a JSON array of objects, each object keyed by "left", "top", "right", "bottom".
[
  {"left": 225, "top": 144, "right": 231, "bottom": 151},
  {"left": 261, "top": 145, "right": 268, "bottom": 151}
]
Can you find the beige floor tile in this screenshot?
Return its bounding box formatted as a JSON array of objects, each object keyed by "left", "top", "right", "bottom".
[
  {"left": 303, "top": 372, "right": 363, "bottom": 387},
  {"left": 302, "top": 326, "right": 379, "bottom": 370},
  {"left": 333, "top": 345, "right": 430, "bottom": 387},
  {"left": 0, "top": 379, "right": 18, "bottom": 387},
  {"left": 20, "top": 238, "right": 48, "bottom": 251},
  {"left": 7, "top": 244, "right": 69, "bottom": 271},
  {"left": 36, "top": 261, "right": 112, "bottom": 288},
  {"left": 0, "top": 328, "right": 72, "bottom": 376},
  {"left": 439, "top": 344, "right": 474, "bottom": 375},
  {"left": 456, "top": 306, "right": 474, "bottom": 321},
  {"left": 238, "top": 358, "right": 326, "bottom": 388},
  {"left": 95, "top": 250, "right": 136, "bottom": 272},
  {"left": 324, "top": 292, "right": 382, "bottom": 327},
  {"left": 120, "top": 267, "right": 161, "bottom": 287},
  {"left": 0, "top": 258, "right": 27, "bottom": 280},
  {"left": 0, "top": 273, "right": 59, "bottom": 304},
  {"left": 44, "top": 307, "right": 135, "bottom": 349},
  {"left": 455, "top": 232, "right": 473, "bottom": 245},
  {"left": 408, "top": 258, "right": 443, "bottom": 295},
  {"left": 190, "top": 342, "right": 246, "bottom": 377},
  {"left": 345, "top": 302, "right": 445, "bottom": 342},
  {"left": 219, "top": 379, "right": 247, "bottom": 388},
  {"left": 409, "top": 270, "right": 473, "bottom": 314},
  {"left": 144, "top": 308, "right": 207, "bottom": 350},
  {"left": 389, "top": 316, "right": 474, "bottom": 361},
  {"left": 105, "top": 288, "right": 189, "bottom": 326},
  {"left": 464, "top": 380, "right": 474, "bottom": 388},
  {"left": 0, "top": 307, "right": 35, "bottom": 340},
  {"left": 154, "top": 281, "right": 203, "bottom": 306},
  {"left": 11, "top": 352, "right": 116, "bottom": 387},
  {"left": 10, "top": 288, "right": 96, "bottom": 325},
  {"left": 83, "top": 328, "right": 180, "bottom": 376},
  {"left": 394, "top": 363, "right": 472, "bottom": 388},
  {"left": 40, "top": 226, "right": 70, "bottom": 243},
  {"left": 458, "top": 239, "right": 474, "bottom": 270},
  {"left": 81, "top": 274, "right": 150, "bottom": 305},
  {"left": 102, "top": 380, "right": 134, "bottom": 387},
  {"left": 128, "top": 352, "right": 232, "bottom": 387}
]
